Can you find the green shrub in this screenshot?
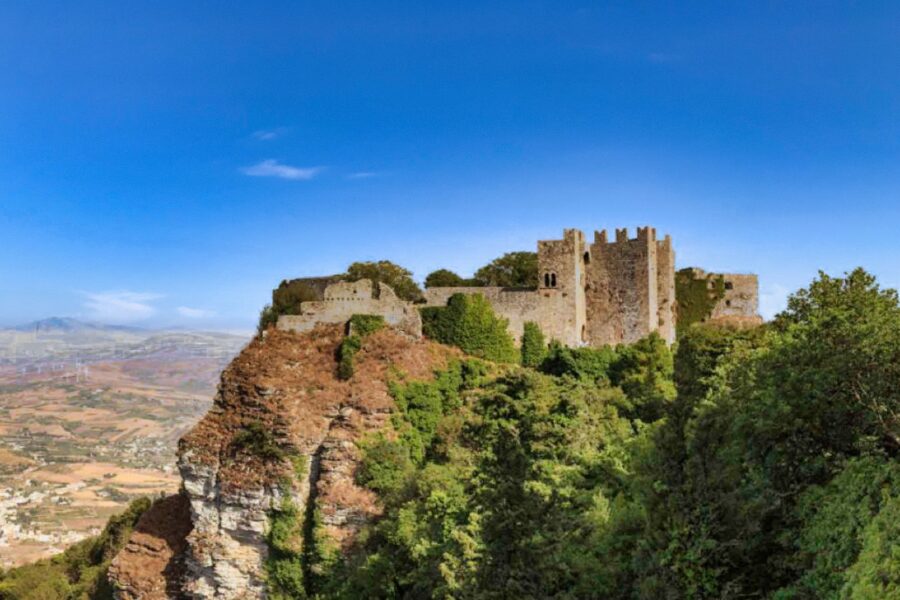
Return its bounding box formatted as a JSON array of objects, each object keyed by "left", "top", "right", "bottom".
[
  {"left": 357, "top": 434, "right": 416, "bottom": 497},
  {"left": 266, "top": 496, "right": 307, "bottom": 600},
  {"left": 349, "top": 314, "right": 385, "bottom": 337},
  {"left": 843, "top": 494, "right": 900, "bottom": 599},
  {"left": 256, "top": 279, "right": 321, "bottom": 334},
  {"left": 419, "top": 294, "right": 517, "bottom": 363},
  {"left": 520, "top": 321, "right": 546, "bottom": 368},
  {"left": 257, "top": 304, "right": 279, "bottom": 335},
  {"left": 337, "top": 314, "right": 387, "bottom": 380},
  {"left": 273, "top": 280, "right": 320, "bottom": 314},
  {"left": 337, "top": 335, "right": 362, "bottom": 380},
  {"left": 539, "top": 341, "right": 618, "bottom": 384},
  {"left": 231, "top": 421, "right": 285, "bottom": 461}
]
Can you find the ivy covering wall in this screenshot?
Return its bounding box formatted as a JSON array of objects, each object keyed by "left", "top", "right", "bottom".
[{"left": 675, "top": 268, "right": 726, "bottom": 333}]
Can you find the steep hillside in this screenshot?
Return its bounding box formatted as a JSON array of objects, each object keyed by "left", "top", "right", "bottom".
[
  {"left": 105, "top": 269, "right": 900, "bottom": 599},
  {"left": 109, "top": 324, "right": 457, "bottom": 598}
]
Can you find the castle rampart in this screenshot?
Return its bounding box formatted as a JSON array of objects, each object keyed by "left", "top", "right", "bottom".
[
  {"left": 276, "top": 279, "right": 422, "bottom": 338},
  {"left": 276, "top": 226, "right": 760, "bottom": 349}
]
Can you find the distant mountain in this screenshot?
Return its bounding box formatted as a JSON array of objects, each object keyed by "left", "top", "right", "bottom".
[{"left": 10, "top": 317, "right": 145, "bottom": 333}]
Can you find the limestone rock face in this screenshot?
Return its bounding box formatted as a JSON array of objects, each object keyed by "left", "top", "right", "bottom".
[
  {"left": 178, "top": 457, "right": 275, "bottom": 599},
  {"left": 109, "top": 324, "right": 456, "bottom": 599}
]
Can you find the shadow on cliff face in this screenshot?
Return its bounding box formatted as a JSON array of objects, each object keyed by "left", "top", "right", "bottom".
[{"left": 108, "top": 493, "right": 193, "bottom": 600}]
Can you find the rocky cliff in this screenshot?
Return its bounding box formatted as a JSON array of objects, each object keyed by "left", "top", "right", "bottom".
[{"left": 109, "top": 324, "right": 456, "bottom": 599}]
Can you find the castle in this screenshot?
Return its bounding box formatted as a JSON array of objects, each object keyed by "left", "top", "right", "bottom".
[{"left": 276, "top": 226, "right": 760, "bottom": 346}]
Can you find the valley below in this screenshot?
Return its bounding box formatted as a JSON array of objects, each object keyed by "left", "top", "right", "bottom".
[{"left": 0, "top": 322, "right": 248, "bottom": 567}]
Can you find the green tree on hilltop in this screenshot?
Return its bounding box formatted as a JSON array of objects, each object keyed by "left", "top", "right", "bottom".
[
  {"left": 520, "top": 321, "right": 546, "bottom": 368},
  {"left": 474, "top": 251, "right": 538, "bottom": 288},
  {"left": 421, "top": 293, "right": 518, "bottom": 363},
  {"left": 344, "top": 260, "right": 423, "bottom": 302},
  {"left": 424, "top": 268, "right": 475, "bottom": 288}
]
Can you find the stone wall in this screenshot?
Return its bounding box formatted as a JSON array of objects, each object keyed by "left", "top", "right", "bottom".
[
  {"left": 277, "top": 279, "right": 422, "bottom": 338},
  {"left": 709, "top": 273, "right": 761, "bottom": 323}
]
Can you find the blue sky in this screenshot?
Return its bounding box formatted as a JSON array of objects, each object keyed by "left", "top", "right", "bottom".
[{"left": 2, "top": 1, "right": 899, "bottom": 330}]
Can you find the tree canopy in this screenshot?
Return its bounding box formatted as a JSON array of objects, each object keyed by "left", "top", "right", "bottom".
[
  {"left": 424, "top": 269, "right": 476, "bottom": 288},
  {"left": 473, "top": 251, "right": 538, "bottom": 288},
  {"left": 343, "top": 260, "right": 424, "bottom": 302}
]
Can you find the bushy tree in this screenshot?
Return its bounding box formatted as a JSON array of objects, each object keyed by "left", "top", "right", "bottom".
[
  {"left": 843, "top": 494, "right": 900, "bottom": 599},
  {"left": 257, "top": 279, "right": 320, "bottom": 334},
  {"left": 539, "top": 341, "right": 618, "bottom": 385},
  {"left": 520, "top": 321, "right": 546, "bottom": 368},
  {"left": 424, "top": 268, "right": 475, "bottom": 288},
  {"left": 421, "top": 293, "right": 518, "bottom": 363},
  {"left": 629, "top": 269, "right": 900, "bottom": 597},
  {"left": 473, "top": 251, "right": 538, "bottom": 288},
  {"left": 610, "top": 332, "right": 676, "bottom": 423},
  {"left": 344, "top": 260, "right": 423, "bottom": 302}
]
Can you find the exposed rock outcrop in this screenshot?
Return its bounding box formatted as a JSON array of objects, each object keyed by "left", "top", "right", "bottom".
[
  {"left": 108, "top": 493, "right": 192, "bottom": 600},
  {"left": 110, "top": 324, "right": 456, "bottom": 599}
]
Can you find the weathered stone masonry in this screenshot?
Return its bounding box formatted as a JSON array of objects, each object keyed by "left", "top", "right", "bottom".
[
  {"left": 425, "top": 227, "right": 682, "bottom": 346},
  {"left": 277, "top": 226, "right": 760, "bottom": 347}
]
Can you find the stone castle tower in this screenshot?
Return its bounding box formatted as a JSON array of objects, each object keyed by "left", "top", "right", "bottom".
[
  {"left": 584, "top": 226, "right": 676, "bottom": 345},
  {"left": 424, "top": 226, "right": 681, "bottom": 346}
]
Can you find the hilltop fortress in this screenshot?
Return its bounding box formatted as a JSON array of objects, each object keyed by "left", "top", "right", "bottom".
[{"left": 276, "top": 226, "right": 761, "bottom": 347}]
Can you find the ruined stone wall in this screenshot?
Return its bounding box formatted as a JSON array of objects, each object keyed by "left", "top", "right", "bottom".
[
  {"left": 709, "top": 273, "right": 761, "bottom": 323},
  {"left": 586, "top": 227, "right": 660, "bottom": 346},
  {"left": 277, "top": 280, "right": 422, "bottom": 338},
  {"left": 284, "top": 227, "right": 758, "bottom": 350}
]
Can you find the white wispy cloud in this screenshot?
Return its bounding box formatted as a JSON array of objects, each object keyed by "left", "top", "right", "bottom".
[
  {"left": 347, "top": 171, "right": 380, "bottom": 179},
  {"left": 252, "top": 128, "right": 287, "bottom": 141},
  {"left": 177, "top": 306, "right": 216, "bottom": 319},
  {"left": 82, "top": 291, "right": 163, "bottom": 323},
  {"left": 759, "top": 283, "right": 790, "bottom": 321},
  {"left": 240, "top": 160, "right": 323, "bottom": 180}
]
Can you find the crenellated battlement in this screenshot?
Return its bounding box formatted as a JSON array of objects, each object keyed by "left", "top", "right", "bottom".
[{"left": 593, "top": 226, "right": 661, "bottom": 246}]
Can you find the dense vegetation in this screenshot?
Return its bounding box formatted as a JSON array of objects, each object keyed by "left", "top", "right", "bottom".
[
  {"left": 0, "top": 497, "right": 150, "bottom": 600},
  {"left": 425, "top": 251, "right": 539, "bottom": 289},
  {"left": 674, "top": 268, "right": 726, "bottom": 332},
  {"left": 15, "top": 267, "right": 900, "bottom": 599},
  {"left": 337, "top": 314, "right": 386, "bottom": 380},
  {"left": 420, "top": 293, "right": 518, "bottom": 363},
  {"left": 274, "top": 267, "right": 900, "bottom": 599}
]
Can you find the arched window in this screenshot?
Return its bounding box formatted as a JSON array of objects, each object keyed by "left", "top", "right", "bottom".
[
  {"left": 583, "top": 252, "right": 590, "bottom": 264},
  {"left": 544, "top": 273, "right": 551, "bottom": 287},
  {"left": 550, "top": 273, "right": 557, "bottom": 287}
]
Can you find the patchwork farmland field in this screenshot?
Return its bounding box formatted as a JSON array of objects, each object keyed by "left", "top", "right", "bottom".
[{"left": 0, "top": 324, "right": 247, "bottom": 566}]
